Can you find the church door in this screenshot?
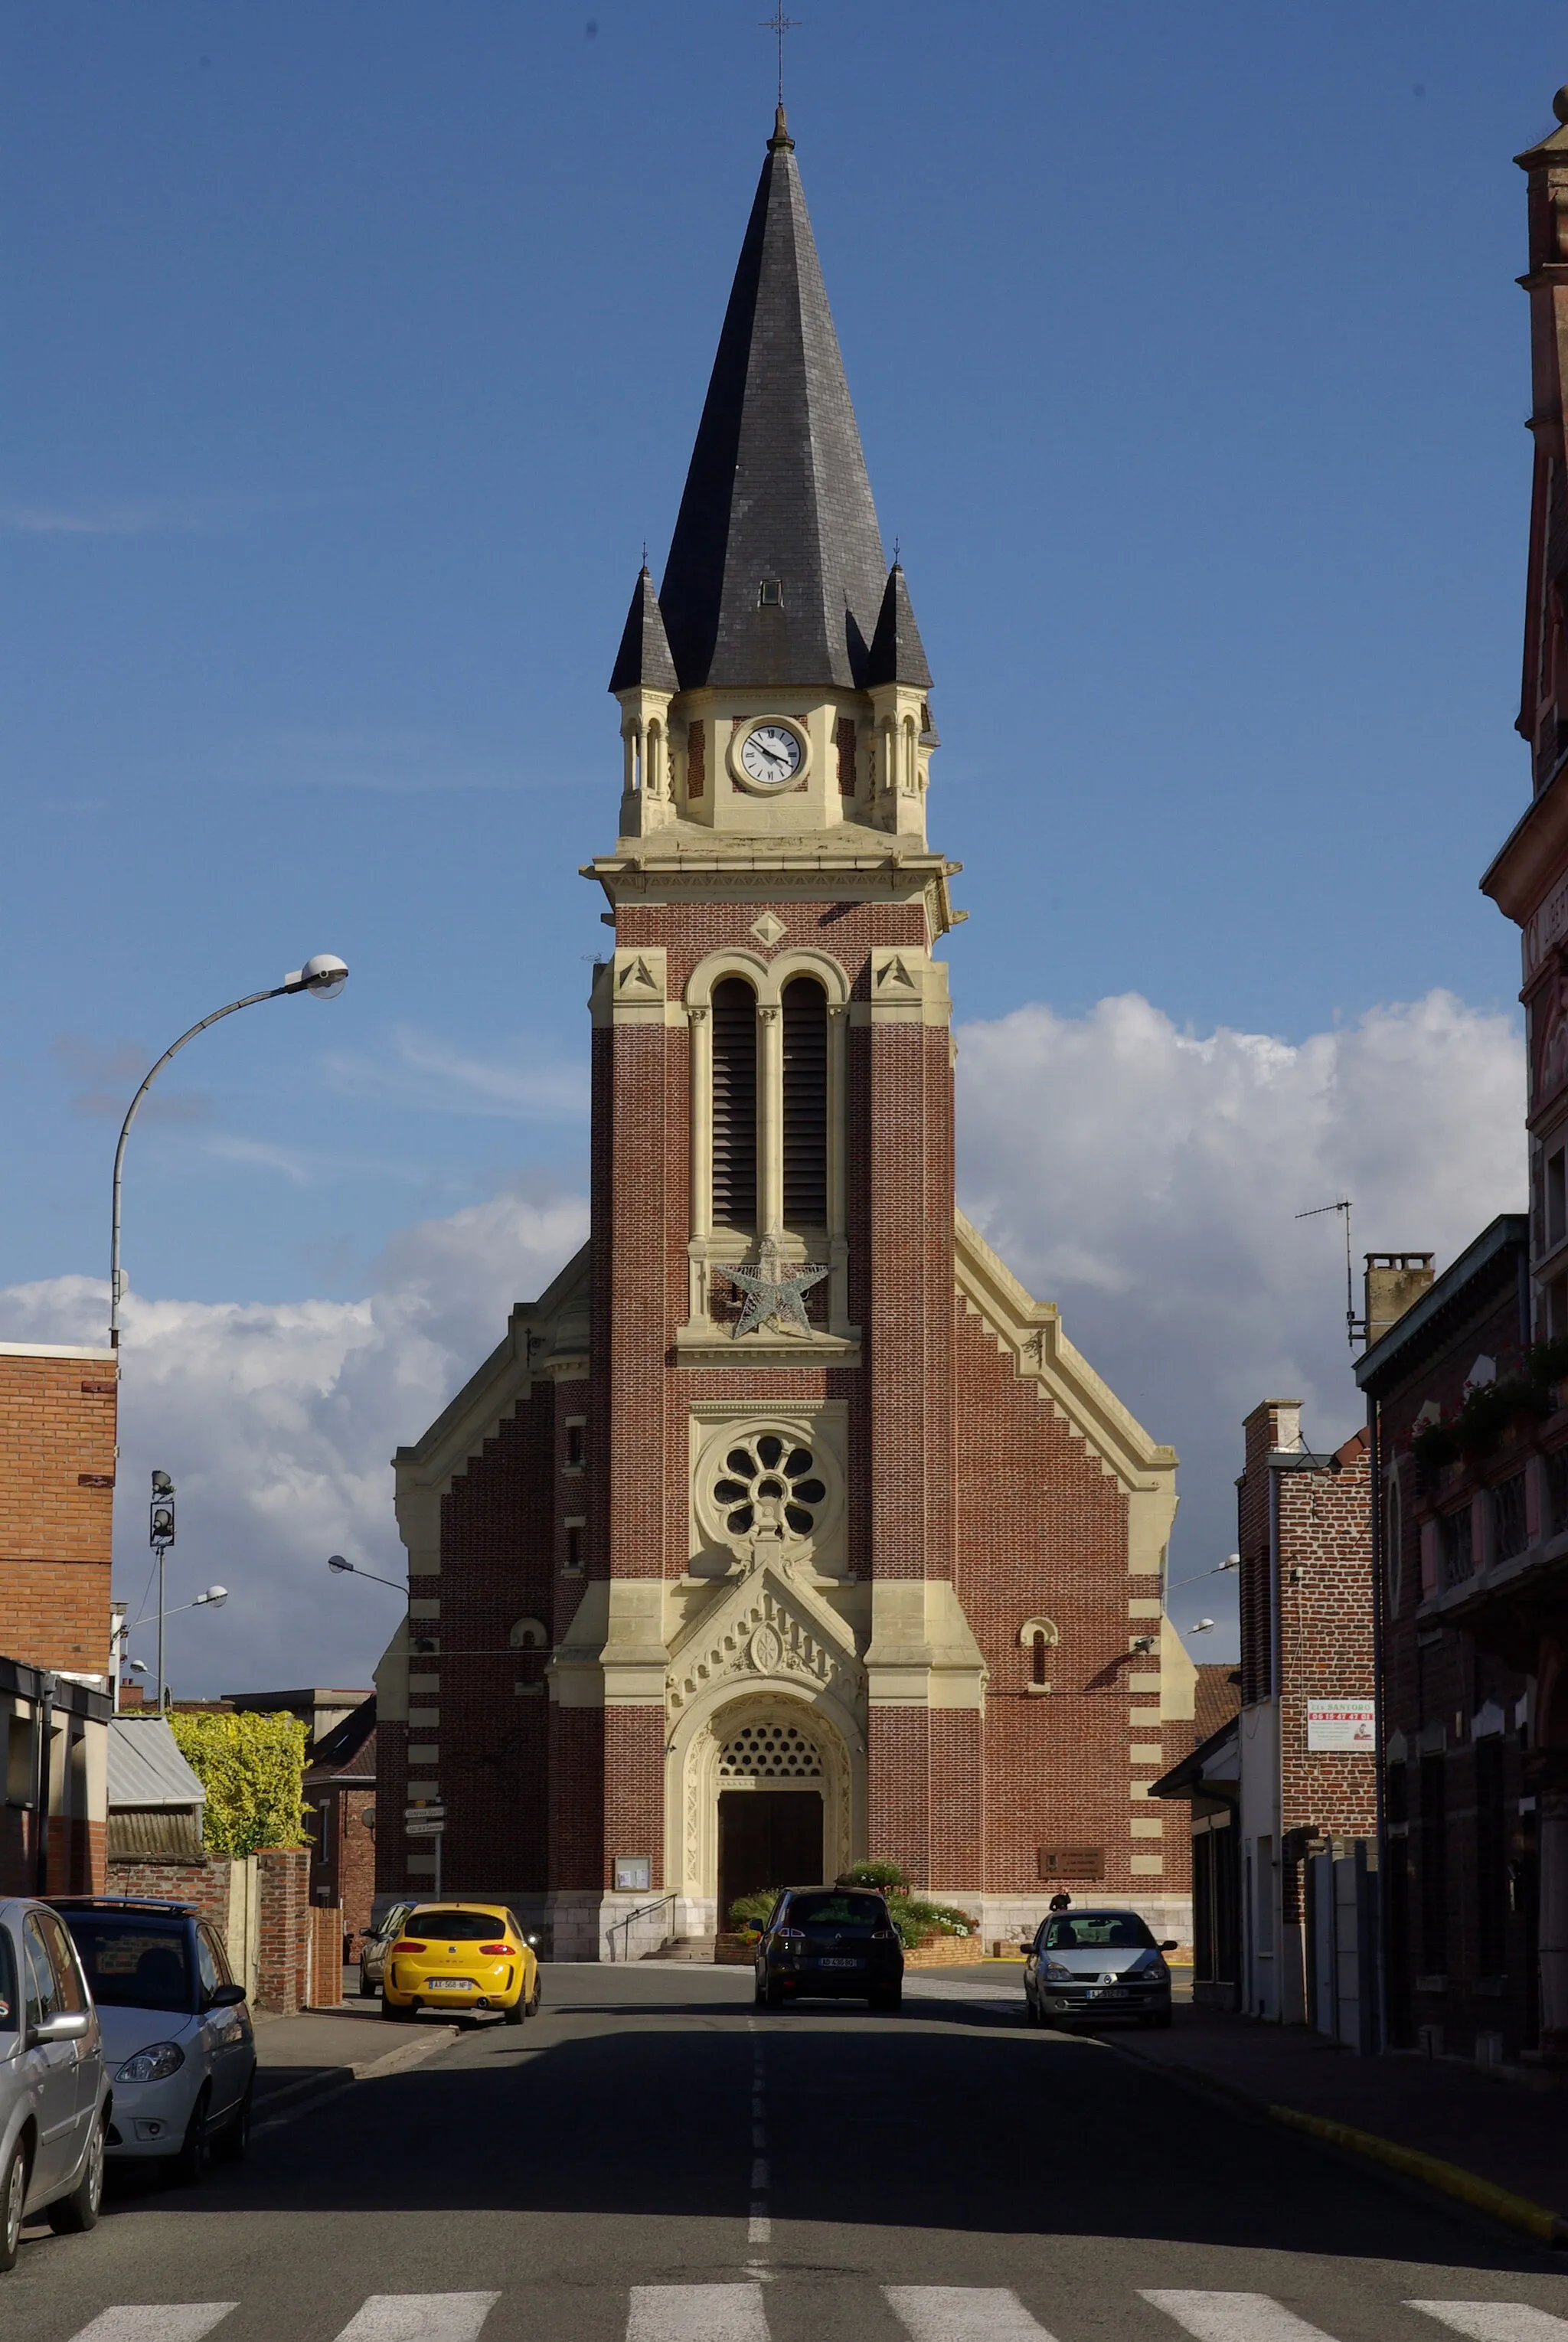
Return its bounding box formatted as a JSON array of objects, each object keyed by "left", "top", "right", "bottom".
[{"left": 717, "top": 1791, "right": 824, "bottom": 1929}]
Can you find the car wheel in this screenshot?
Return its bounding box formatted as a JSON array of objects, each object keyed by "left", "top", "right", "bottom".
[
  {"left": 212, "top": 2082, "right": 253, "bottom": 2164},
  {"left": 526, "top": 1978, "right": 541, "bottom": 2017},
  {"left": 0, "top": 2139, "right": 28, "bottom": 2272},
  {"left": 381, "top": 1995, "right": 408, "bottom": 2022},
  {"left": 49, "top": 2114, "right": 106, "bottom": 2233},
  {"left": 502, "top": 1994, "right": 525, "bottom": 2027},
  {"left": 171, "top": 2089, "right": 211, "bottom": 2188},
  {"left": 764, "top": 1979, "right": 785, "bottom": 2010},
  {"left": 358, "top": 1966, "right": 377, "bottom": 2000}
]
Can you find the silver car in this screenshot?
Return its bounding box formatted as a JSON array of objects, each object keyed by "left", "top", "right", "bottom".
[
  {"left": 358, "top": 1902, "right": 415, "bottom": 1998},
  {"left": 1022, "top": 1908, "right": 1178, "bottom": 2030},
  {"left": 53, "top": 1898, "right": 254, "bottom": 2178},
  {"left": 0, "top": 1897, "right": 110, "bottom": 2272}
]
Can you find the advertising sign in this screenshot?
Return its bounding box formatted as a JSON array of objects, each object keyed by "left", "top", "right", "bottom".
[
  {"left": 613, "top": 1856, "right": 652, "bottom": 1893},
  {"left": 1306, "top": 1698, "right": 1376, "bottom": 1752}
]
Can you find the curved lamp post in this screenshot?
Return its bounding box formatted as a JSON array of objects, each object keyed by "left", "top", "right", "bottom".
[
  {"left": 109, "top": 953, "right": 349, "bottom": 1350},
  {"left": 325, "top": 1554, "right": 407, "bottom": 1595}
]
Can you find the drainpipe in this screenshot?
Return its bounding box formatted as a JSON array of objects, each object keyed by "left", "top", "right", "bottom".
[
  {"left": 1367, "top": 1386, "right": 1387, "bottom": 2055},
  {"left": 34, "top": 1670, "right": 56, "bottom": 1896}
]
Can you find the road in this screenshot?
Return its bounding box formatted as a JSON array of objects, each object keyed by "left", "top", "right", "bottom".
[{"left": 3, "top": 1965, "right": 1567, "bottom": 2342}]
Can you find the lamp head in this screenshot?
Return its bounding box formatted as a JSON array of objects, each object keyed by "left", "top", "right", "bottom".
[
  {"left": 151, "top": 1471, "right": 175, "bottom": 1497},
  {"left": 286, "top": 952, "right": 349, "bottom": 999},
  {"left": 327, "top": 1554, "right": 352, "bottom": 1574},
  {"left": 128, "top": 1658, "right": 148, "bottom": 1675},
  {"left": 198, "top": 1586, "right": 227, "bottom": 1608},
  {"left": 1191, "top": 1618, "right": 1216, "bottom": 1634}
]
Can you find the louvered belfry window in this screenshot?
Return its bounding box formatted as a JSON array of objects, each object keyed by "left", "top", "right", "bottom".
[
  {"left": 782, "top": 976, "right": 828, "bottom": 1227},
  {"left": 710, "top": 977, "right": 759, "bottom": 1229}
]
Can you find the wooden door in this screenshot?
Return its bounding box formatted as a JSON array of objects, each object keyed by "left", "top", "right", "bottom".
[{"left": 717, "top": 1790, "right": 824, "bottom": 1929}]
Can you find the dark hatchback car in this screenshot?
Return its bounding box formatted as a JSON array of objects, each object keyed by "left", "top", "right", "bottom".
[{"left": 754, "top": 1886, "right": 904, "bottom": 2010}]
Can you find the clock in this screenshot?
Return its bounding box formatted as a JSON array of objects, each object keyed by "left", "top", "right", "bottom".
[{"left": 738, "top": 720, "right": 805, "bottom": 789}]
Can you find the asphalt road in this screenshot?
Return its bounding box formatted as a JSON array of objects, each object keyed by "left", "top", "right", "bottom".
[{"left": 4, "top": 1965, "right": 1568, "bottom": 2342}]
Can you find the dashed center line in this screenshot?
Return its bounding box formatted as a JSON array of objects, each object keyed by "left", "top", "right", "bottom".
[{"left": 747, "top": 2017, "right": 770, "bottom": 2247}]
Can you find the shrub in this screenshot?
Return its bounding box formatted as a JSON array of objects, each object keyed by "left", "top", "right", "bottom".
[
  {"left": 727, "top": 1860, "right": 978, "bottom": 1950},
  {"left": 168, "top": 1710, "right": 309, "bottom": 1857}
]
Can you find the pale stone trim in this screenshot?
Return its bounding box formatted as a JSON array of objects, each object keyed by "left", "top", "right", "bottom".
[
  {"left": 0, "top": 1341, "right": 116, "bottom": 1361},
  {"left": 864, "top": 1580, "right": 988, "bottom": 1711}
]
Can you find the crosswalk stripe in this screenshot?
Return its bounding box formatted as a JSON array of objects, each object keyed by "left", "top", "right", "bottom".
[
  {"left": 1407, "top": 2310, "right": 1568, "bottom": 2339},
  {"left": 884, "top": 2287, "right": 1063, "bottom": 2342},
  {"left": 67, "top": 2314, "right": 237, "bottom": 2342},
  {"left": 628, "top": 2285, "right": 769, "bottom": 2342},
  {"left": 330, "top": 2296, "right": 501, "bottom": 2342},
  {"left": 1140, "top": 2292, "right": 1341, "bottom": 2341}
]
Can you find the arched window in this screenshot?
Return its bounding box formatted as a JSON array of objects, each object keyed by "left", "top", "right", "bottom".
[
  {"left": 782, "top": 975, "right": 828, "bottom": 1228},
  {"left": 710, "top": 977, "right": 758, "bottom": 1230},
  {"left": 1031, "top": 1632, "right": 1050, "bottom": 1687}
]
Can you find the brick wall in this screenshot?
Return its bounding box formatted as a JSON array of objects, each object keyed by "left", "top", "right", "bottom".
[
  {"left": 0, "top": 1349, "right": 116, "bottom": 1677},
  {"left": 255, "top": 1847, "right": 310, "bottom": 2012}
]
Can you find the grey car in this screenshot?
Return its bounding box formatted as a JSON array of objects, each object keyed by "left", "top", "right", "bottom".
[
  {"left": 0, "top": 1897, "right": 110, "bottom": 2272},
  {"left": 358, "top": 1902, "right": 415, "bottom": 1998},
  {"left": 1022, "top": 1908, "right": 1178, "bottom": 2030}
]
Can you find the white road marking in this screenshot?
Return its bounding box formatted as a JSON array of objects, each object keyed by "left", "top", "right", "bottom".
[
  {"left": 750, "top": 2157, "right": 769, "bottom": 2189},
  {"left": 884, "top": 2286, "right": 1063, "bottom": 2342},
  {"left": 1141, "top": 2294, "right": 1342, "bottom": 2340},
  {"left": 67, "top": 2315, "right": 237, "bottom": 2342},
  {"left": 1408, "top": 2311, "right": 1568, "bottom": 2339},
  {"left": 629, "top": 2285, "right": 770, "bottom": 2342},
  {"left": 331, "top": 2295, "right": 501, "bottom": 2341}
]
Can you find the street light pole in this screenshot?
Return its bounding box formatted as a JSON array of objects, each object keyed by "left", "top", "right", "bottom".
[{"left": 109, "top": 954, "right": 348, "bottom": 1350}]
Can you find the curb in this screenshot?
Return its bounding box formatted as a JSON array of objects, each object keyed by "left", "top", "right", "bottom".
[
  {"left": 253, "top": 2024, "right": 460, "bottom": 2123},
  {"left": 1103, "top": 2035, "right": 1568, "bottom": 2250},
  {"left": 1267, "top": 2104, "right": 1568, "bottom": 2249}
]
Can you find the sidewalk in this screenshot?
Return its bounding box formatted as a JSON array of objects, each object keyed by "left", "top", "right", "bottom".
[{"left": 1109, "top": 2001, "right": 1568, "bottom": 2245}]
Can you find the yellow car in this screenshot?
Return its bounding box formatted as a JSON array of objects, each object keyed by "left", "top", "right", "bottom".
[{"left": 380, "top": 1903, "right": 541, "bottom": 2025}]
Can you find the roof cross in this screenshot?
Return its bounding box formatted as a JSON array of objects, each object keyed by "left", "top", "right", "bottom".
[{"left": 759, "top": 2, "right": 800, "bottom": 107}]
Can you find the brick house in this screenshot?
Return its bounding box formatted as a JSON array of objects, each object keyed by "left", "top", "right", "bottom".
[
  {"left": 378, "top": 107, "right": 1191, "bottom": 1959},
  {"left": 303, "top": 1695, "right": 377, "bottom": 1958},
  {"left": 0, "top": 1337, "right": 119, "bottom": 1893},
  {"left": 1229, "top": 1403, "right": 1377, "bottom": 2030},
  {"left": 1355, "top": 1219, "right": 1549, "bottom": 2061}
]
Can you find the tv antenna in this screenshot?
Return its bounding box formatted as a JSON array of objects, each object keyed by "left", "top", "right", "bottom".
[{"left": 1295, "top": 1197, "right": 1365, "bottom": 1348}]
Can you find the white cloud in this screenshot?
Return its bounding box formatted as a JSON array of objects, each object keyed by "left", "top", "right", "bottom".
[
  {"left": 0, "top": 1190, "right": 589, "bottom": 1697},
  {"left": 322, "top": 1024, "right": 590, "bottom": 1122},
  {"left": 0, "top": 987, "right": 1524, "bottom": 1691},
  {"left": 955, "top": 989, "right": 1527, "bottom": 1649}
]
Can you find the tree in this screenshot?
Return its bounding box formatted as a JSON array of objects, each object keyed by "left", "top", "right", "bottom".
[{"left": 168, "top": 1710, "right": 309, "bottom": 1858}]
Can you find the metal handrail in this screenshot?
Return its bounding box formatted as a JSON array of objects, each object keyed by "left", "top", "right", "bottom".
[{"left": 605, "top": 1892, "right": 676, "bottom": 1961}]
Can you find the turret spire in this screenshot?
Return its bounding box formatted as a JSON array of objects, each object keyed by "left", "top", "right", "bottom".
[{"left": 655, "top": 118, "right": 887, "bottom": 694}]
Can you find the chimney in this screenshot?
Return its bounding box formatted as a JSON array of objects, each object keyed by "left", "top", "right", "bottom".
[
  {"left": 1244, "top": 1399, "right": 1303, "bottom": 1471},
  {"left": 1364, "top": 1253, "right": 1435, "bottom": 1348},
  {"left": 119, "top": 1680, "right": 144, "bottom": 1707}
]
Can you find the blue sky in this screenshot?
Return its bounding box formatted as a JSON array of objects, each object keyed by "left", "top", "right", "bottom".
[{"left": 0, "top": 4, "right": 1559, "bottom": 1686}]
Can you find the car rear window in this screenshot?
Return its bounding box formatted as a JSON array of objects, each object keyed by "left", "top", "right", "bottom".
[
  {"left": 1041, "top": 1914, "right": 1155, "bottom": 1952},
  {"left": 786, "top": 1893, "right": 886, "bottom": 1932},
  {"left": 406, "top": 1910, "right": 509, "bottom": 1941},
  {"left": 60, "top": 1915, "right": 195, "bottom": 2011}
]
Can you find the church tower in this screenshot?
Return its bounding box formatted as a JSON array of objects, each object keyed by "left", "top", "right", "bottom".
[{"left": 387, "top": 115, "right": 1184, "bottom": 1955}]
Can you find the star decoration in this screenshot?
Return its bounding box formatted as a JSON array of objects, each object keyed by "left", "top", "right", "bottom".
[{"left": 725, "top": 1236, "right": 828, "bottom": 1338}]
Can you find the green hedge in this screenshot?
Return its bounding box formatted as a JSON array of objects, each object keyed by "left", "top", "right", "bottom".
[
  {"left": 729, "top": 1857, "right": 978, "bottom": 1950},
  {"left": 168, "top": 1710, "right": 309, "bottom": 1857}
]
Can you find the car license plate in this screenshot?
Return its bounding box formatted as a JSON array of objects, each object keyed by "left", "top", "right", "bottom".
[
  {"left": 817, "top": 1958, "right": 862, "bottom": 1968},
  {"left": 426, "top": 1978, "right": 474, "bottom": 1991},
  {"left": 1087, "top": 1988, "right": 1128, "bottom": 2001}
]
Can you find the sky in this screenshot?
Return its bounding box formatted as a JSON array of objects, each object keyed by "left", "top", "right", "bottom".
[{"left": 0, "top": 2, "right": 1558, "bottom": 1691}]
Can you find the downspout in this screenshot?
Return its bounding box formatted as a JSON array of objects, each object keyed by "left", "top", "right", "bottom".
[
  {"left": 1367, "top": 1384, "right": 1387, "bottom": 2055},
  {"left": 1269, "top": 1461, "right": 1282, "bottom": 2019},
  {"left": 34, "top": 1669, "right": 56, "bottom": 1896}
]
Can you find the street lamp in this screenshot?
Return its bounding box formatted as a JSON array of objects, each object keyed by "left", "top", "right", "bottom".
[
  {"left": 116, "top": 1557, "right": 229, "bottom": 1712},
  {"left": 325, "top": 1555, "right": 407, "bottom": 1595},
  {"left": 109, "top": 953, "right": 349, "bottom": 1351}
]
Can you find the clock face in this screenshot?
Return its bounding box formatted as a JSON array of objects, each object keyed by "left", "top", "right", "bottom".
[{"left": 740, "top": 722, "right": 804, "bottom": 787}]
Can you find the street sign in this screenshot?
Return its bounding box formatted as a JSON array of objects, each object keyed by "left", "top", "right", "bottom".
[
  {"left": 405, "top": 1818, "right": 445, "bottom": 1837},
  {"left": 405, "top": 1805, "right": 445, "bottom": 1821}
]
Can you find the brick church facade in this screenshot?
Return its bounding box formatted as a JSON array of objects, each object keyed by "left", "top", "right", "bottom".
[{"left": 377, "top": 110, "right": 1187, "bottom": 1957}]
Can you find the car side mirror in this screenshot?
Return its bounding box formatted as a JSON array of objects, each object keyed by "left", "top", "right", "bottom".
[
  {"left": 31, "top": 2010, "right": 90, "bottom": 2046},
  {"left": 1160, "top": 1940, "right": 1178, "bottom": 1952},
  {"left": 206, "top": 1982, "right": 247, "bottom": 2009}
]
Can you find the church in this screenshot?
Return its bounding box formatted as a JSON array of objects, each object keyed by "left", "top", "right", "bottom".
[{"left": 376, "top": 109, "right": 1190, "bottom": 1958}]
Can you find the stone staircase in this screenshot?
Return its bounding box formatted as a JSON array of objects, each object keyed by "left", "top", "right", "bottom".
[{"left": 643, "top": 1934, "right": 756, "bottom": 1965}]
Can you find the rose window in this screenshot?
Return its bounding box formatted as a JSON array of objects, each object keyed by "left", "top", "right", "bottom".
[
  {"left": 712, "top": 1432, "right": 828, "bottom": 1539},
  {"left": 718, "top": 1722, "right": 822, "bottom": 1779}
]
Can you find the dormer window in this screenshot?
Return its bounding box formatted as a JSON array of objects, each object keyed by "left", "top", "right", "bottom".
[{"left": 758, "top": 578, "right": 783, "bottom": 608}]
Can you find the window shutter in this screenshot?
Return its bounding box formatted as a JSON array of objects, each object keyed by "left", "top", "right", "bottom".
[
  {"left": 710, "top": 978, "right": 758, "bottom": 1229},
  {"left": 782, "top": 977, "right": 828, "bottom": 1227}
]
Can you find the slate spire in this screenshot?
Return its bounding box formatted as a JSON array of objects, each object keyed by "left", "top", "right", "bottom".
[
  {"left": 865, "top": 562, "right": 933, "bottom": 690},
  {"left": 655, "top": 109, "right": 888, "bottom": 694},
  {"left": 609, "top": 565, "right": 678, "bottom": 694}
]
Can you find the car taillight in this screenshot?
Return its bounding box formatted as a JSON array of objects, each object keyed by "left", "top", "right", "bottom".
[
  {"left": 872, "top": 1927, "right": 896, "bottom": 1940},
  {"left": 478, "top": 1943, "right": 512, "bottom": 1956},
  {"left": 390, "top": 1939, "right": 426, "bottom": 1955},
  {"left": 775, "top": 1928, "right": 805, "bottom": 1942}
]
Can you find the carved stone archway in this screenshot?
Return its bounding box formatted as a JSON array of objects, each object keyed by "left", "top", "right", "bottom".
[{"left": 665, "top": 1683, "right": 860, "bottom": 1932}]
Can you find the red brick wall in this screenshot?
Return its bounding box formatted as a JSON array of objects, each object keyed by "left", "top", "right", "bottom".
[
  {"left": 255, "top": 1847, "right": 310, "bottom": 2012},
  {"left": 0, "top": 1351, "right": 116, "bottom": 1677},
  {"left": 106, "top": 1857, "right": 231, "bottom": 1942}
]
